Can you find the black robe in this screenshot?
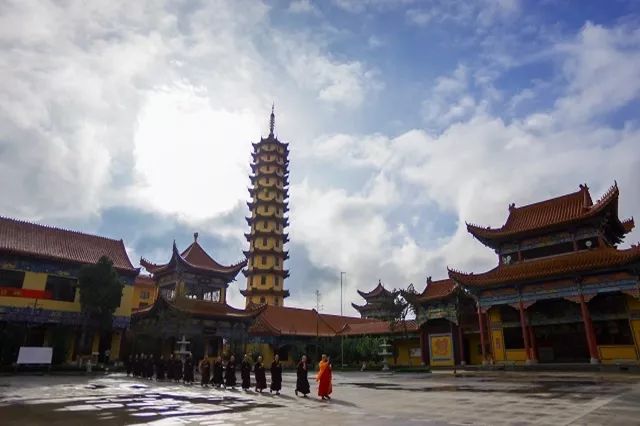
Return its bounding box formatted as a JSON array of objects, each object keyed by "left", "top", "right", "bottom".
[
  {"left": 254, "top": 361, "right": 267, "bottom": 390},
  {"left": 240, "top": 360, "right": 252, "bottom": 389},
  {"left": 126, "top": 357, "right": 133, "bottom": 376},
  {"left": 212, "top": 360, "right": 224, "bottom": 386},
  {"left": 270, "top": 361, "right": 282, "bottom": 392},
  {"left": 174, "top": 359, "right": 183, "bottom": 382},
  {"left": 146, "top": 357, "right": 155, "bottom": 379},
  {"left": 183, "top": 358, "right": 194, "bottom": 383},
  {"left": 296, "top": 361, "right": 310, "bottom": 395},
  {"left": 133, "top": 357, "right": 141, "bottom": 377},
  {"left": 166, "top": 358, "right": 175, "bottom": 380},
  {"left": 225, "top": 361, "right": 237, "bottom": 387},
  {"left": 200, "top": 360, "right": 210, "bottom": 386},
  {"left": 156, "top": 359, "right": 166, "bottom": 380}
]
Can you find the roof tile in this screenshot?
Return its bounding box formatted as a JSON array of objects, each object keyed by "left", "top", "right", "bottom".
[{"left": 0, "top": 216, "right": 137, "bottom": 274}]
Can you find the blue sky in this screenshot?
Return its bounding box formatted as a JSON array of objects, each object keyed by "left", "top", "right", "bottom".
[{"left": 1, "top": 0, "right": 639, "bottom": 314}]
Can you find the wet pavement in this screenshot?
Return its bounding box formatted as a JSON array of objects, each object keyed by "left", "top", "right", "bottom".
[{"left": 1, "top": 370, "right": 640, "bottom": 425}]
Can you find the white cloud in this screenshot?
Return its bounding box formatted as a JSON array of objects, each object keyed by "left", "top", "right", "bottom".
[
  {"left": 288, "top": 0, "right": 320, "bottom": 15},
  {"left": 287, "top": 22, "right": 640, "bottom": 314}
]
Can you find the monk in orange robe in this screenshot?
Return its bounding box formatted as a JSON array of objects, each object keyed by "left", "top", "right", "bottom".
[{"left": 316, "top": 354, "right": 332, "bottom": 400}]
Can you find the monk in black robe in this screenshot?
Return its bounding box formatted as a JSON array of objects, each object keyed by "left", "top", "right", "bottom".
[
  {"left": 270, "top": 354, "right": 282, "bottom": 395},
  {"left": 156, "top": 355, "right": 166, "bottom": 381},
  {"left": 240, "top": 354, "right": 252, "bottom": 391},
  {"left": 140, "top": 354, "right": 148, "bottom": 378},
  {"left": 174, "top": 357, "right": 183, "bottom": 383},
  {"left": 200, "top": 357, "right": 210, "bottom": 387},
  {"left": 166, "top": 354, "right": 175, "bottom": 381},
  {"left": 126, "top": 355, "right": 133, "bottom": 376},
  {"left": 134, "top": 354, "right": 142, "bottom": 377},
  {"left": 254, "top": 356, "right": 267, "bottom": 393},
  {"left": 295, "top": 355, "right": 310, "bottom": 397},
  {"left": 212, "top": 356, "right": 224, "bottom": 388},
  {"left": 225, "top": 355, "right": 237, "bottom": 388},
  {"left": 183, "top": 355, "right": 194, "bottom": 384},
  {"left": 147, "top": 354, "right": 155, "bottom": 380}
]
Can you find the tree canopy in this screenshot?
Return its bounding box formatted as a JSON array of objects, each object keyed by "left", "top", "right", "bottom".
[{"left": 78, "top": 256, "right": 124, "bottom": 329}]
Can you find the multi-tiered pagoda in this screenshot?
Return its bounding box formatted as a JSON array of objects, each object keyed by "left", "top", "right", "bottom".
[{"left": 242, "top": 107, "right": 290, "bottom": 307}]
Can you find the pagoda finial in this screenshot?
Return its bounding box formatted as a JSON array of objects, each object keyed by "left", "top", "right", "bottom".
[
  {"left": 194, "top": 232, "right": 199, "bottom": 242},
  {"left": 269, "top": 103, "right": 275, "bottom": 137}
]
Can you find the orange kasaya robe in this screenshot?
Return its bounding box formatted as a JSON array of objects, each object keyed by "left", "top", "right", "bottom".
[{"left": 316, "top": 360, "right": 332, "bottom": 397}]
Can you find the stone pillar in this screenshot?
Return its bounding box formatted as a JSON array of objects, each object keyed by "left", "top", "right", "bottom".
[
  {"left": 579, "top": 294, "right": 600, "bottom": 364},
  {"left": 457, "top": 324, "right": 466, "bottom": 366},
  {"left": 518, "top": 301, "right": 531, "bottom": 364},
  {"left": 477, "top": 306, "right": 486, "bottom": 365}
]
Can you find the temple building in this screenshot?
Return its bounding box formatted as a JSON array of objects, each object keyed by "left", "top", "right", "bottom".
[
  {"left": 132, "top": 234, "right": 259, "bottom": 360},
  {"left": 414, "top": 277, "right": 486, "bottom": 367},
  {"left": 242, "top": 106, "right": 290, "bottom": 307},
  {"left": 131, "top": 274, "right": 157, "bottom": 311},
  {"left": 0, "top": 217, "right": 139, "bottom": 365},
  {"left": 352, "top": 280, "right": 398, "bottom": 321},
  {"left": 426, "top": 183, "right": 640, "bottom": 366}
]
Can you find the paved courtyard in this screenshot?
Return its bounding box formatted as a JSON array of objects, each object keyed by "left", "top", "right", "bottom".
[{"left": 1, "top": 370, "right": 640, "bottom": 425}]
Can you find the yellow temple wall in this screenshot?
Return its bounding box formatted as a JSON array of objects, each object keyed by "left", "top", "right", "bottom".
[
  {"left": 131, "top": 284, "right": 157, "bottom": 310},
  {"left": 393, "top": 338, "right": 421, "bottom": 366},
  {"left": 488, "top": 308, "right": 506, "bottom": 362},
  {"left": 0, "top": 271, "right": 134, "bottom": 318},
  {"left": 246, "top": 343, "right": 275, "bottom": 365},
  {"left": 598, "top": 345, "right": 638, "bottom": 363},
  {"left": 505, "top": 349, "right": 527, "bottom": 363}
]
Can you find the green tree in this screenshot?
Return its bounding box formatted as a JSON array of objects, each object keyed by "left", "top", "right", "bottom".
[{"left": 78, "top": 256, "right": 124, "bottom": 354}]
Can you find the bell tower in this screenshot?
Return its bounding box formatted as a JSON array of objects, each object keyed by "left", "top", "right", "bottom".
[{"left": 241, "top": 106, "right": 290, "bottom": 306}]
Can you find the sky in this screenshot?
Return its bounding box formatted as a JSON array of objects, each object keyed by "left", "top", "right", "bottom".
[{"left": 1, "top": 0, "right": 639, "bottom": 315}]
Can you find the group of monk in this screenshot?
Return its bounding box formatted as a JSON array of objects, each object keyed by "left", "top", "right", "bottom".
[
  {"left": 126, "top": 353, "right": 195, "bottom": 383},
  {"left": 126, "top": 351, "right": 333, "bottom": 400}
]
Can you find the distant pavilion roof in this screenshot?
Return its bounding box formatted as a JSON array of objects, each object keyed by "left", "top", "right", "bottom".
[
  {"left": 132, "top": 295, "right": 262, "bottom": 321},
  {"left": 466, "top": 183, "right": 634, "bottom": 247},
  {"left": 357, "top": 280, "right": 393, "bottom": 299},
  {"left": 140, "top": 234, "right": 246, "bottom": 279},
  {"left": 0, "top": 216, "right": 138, "bottom": 275},
  {"left": 249, "top": 304, "right": 375, "bottom": 337}
]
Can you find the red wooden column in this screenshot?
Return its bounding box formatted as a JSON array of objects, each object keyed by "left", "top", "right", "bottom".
[
  {"left": 457, "top": 324, "right": 466, "bottom": 366},
  {"left": 477, "top": 306, "right": 486, "bottom": 364},
  {"left": 484, "top": 311, "right": 494, "bottom": 364},
  {"left": 528, "top": 324, "right": 538, "bottom": 363},
  {"left": 579, "top": 294, "right": 600, "bottom": 364},
  {"left": 518, "top": 301, "right": 531, "bottom": 363}
]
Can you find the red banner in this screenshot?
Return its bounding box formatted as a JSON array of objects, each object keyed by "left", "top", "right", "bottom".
[{"left": 0, "top": 287, "right": 53, "bottom": 299}]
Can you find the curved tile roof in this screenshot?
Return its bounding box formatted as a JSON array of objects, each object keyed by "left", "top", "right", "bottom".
[
  {"left": 0, "top": 216, "right": 137, "bottom": 274},
  {"left": 467, "top": 183, "right": 634, "bottom": 243},
  {"left": 448, "top": 245, "right": 640, "bottom": 287}
]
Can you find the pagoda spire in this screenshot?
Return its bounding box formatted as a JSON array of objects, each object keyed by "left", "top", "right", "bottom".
[{"left": 269, "top": 103, "right": 275, "bottom": 137}]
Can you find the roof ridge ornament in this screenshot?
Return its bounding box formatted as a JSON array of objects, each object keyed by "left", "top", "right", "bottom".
[
  {"left": 509, "top": 203, "right": 516, "bottom": 212},
  {"left": 194, "top": 232, "right": 199, "bottom": 242}
]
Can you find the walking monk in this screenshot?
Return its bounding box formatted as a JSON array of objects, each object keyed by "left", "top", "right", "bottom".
[
  {"left": 225, "top": 355, "right": 237, "bottom": 389},
  {"left": 254, "top": 355, "right": 267, "bottom": 393},
  {"left": 270, "top": 354, "right": 282, "bottom": 395},
  {"left": 316, "top": 354, "right": 332, "bottom": 400},
  {"left": 212, "top": 356, "right": 224, "bottom": 388},
  {"left": 295, "top": 354, "right": 310, "bottom": 397},
  {"left": 240, "top": 354, "right": 252, "bottom": 391},
  {"left": 200, "top": 357, "right": 211, "bottom": 387}
]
